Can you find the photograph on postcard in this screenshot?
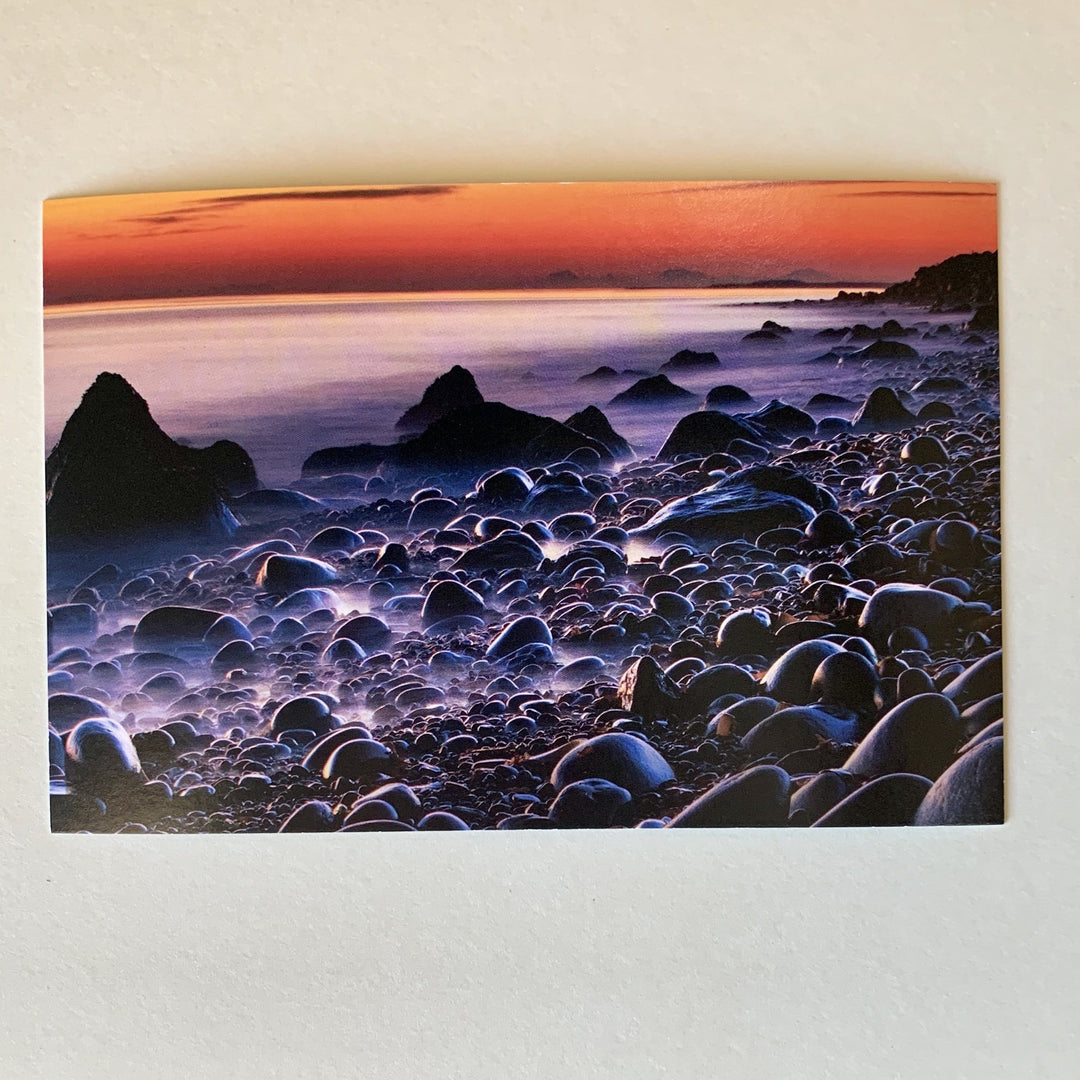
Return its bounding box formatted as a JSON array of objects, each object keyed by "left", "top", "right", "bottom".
[{"left": 43, "top": 180, "right": 1002, "bottom": 833}]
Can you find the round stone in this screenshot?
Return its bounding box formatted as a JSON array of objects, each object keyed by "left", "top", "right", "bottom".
[
  {"left": 65, "top": 718, "right": 142, "bottom": 793},
  {"left": 761, "top": 639, "right": 844, "bottom": 705},
  {"left": 812, "top": 773, "right": 933, "bottom": 827},
  {"left": 322, "top": 739, "right": 395, "bottom": 781},
  {"left": 665, "top": 765, "right": 790, "bottom": 828},
  {"left": 843, "top": 693, "right": 963, "bottom": 781},
  {"left": 552, "top": 733, "right": 674, "bottom": 795},
  {"left": 486, "top": 616, "right": 553, "bottom": 661},
  {"left": 334, "top": 615, "right": 393, "bottom": 650},
  {"left": 550, "top": 778, "right": 633, "bottom": 828},
  {"left": 271, "top": 696, "right": 336, "bottom": 737},
  {"left": 421, "top": 580, "right": 485, "bottom": 628},
  {"left": 913, "top": 736, "right": 1004, "bottom": 825},
  {"left": 811, "top": 650, "right": 880, "bottom": 712}
]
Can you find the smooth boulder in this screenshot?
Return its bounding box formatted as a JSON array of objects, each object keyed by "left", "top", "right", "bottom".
[
  {"left": 552, "top": 733, "right": 675, "bottom": 795},
  {"left": 665, "top": 765, "right": 790, "bottom": 828}
]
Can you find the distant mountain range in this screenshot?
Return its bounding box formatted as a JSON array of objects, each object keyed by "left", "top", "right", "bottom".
[{"left": 543, "top": 267, "right": 888, "bottom": 289}]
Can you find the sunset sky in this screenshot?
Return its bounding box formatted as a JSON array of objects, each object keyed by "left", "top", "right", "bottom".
[{"left": 43, "top": 180, "right": 997, "bottom": 306}]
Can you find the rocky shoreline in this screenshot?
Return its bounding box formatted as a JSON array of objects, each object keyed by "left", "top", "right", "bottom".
[{"left": 46, "top": 299, "right": 1003, "bottom": 833}]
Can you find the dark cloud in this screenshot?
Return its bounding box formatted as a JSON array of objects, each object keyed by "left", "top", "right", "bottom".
[
  {"left": 201, "top": 185, "right": 458, "bottom": 206},
  {"left": 648, "top": 181, "right": 857, "bottom": 195},
  {"left": 112, "top": 185, "right": 459, "bottom": 235},
  {"left": 649, "top": 181, "right": 995, "bottom": 198},
  {"left": 834, "top": 189, "right": 996, "bottom": 198}
]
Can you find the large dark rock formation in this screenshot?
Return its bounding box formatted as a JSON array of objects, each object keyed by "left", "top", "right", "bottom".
[
  {"left": 394, "top": 364, "right": 485, "bottom": 431},
  {"left": 879, "top": 250, "right": 998, "bottom": 311},
  {"left": 564, "top": 405, "right": 634, "bottom": 460},
  {"left": 630, "top": 466, "right": 825, "bottom": 543},
  {"left": 608, "top": 374, "right": 696, "bottom": 406},
  {"left": 660, "top": 348, "right": 721, "bottom": 371},
  {"left": 46, "top": 372, "right": 257, "bottom": 545},
  {"left": 304, "top": 401, "right": 613, "bottom": 476},
  {"left": 656, "top": 411, "right": 762, "bottom": 460}
]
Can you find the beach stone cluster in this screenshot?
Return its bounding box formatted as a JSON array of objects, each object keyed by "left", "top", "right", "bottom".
[{"left": 47, "top": 314, "right": 1003, "bottom": 833}]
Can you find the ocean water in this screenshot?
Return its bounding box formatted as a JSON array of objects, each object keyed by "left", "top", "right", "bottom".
[{"left": 44, "top": 287, "right": 919, "bottom": 487}]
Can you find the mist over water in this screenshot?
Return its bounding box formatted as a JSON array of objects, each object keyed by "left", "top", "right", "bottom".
[{"left": 45, "top": 287, "right": 903, "bottom": 486}]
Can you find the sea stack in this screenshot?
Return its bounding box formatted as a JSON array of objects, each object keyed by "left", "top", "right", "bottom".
[
  {"left": 395, "top": 365, "right": 484, "bottom": 431},
  {"left": 46, "top": 372, "right": 255, "bottom": 545}
]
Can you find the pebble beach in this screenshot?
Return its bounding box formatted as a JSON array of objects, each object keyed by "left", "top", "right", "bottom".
[{"left": 45, "top": 283, "right": 1004, "bottom": 834}]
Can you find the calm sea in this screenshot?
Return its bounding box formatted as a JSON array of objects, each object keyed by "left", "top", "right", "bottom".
[{"left": 44, "top": 287, "right": 898, "bottom": 486}]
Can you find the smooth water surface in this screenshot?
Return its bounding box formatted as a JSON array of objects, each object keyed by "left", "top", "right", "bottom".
[{"left": 45, "top": 287, "right": 904, "bottom": 485}]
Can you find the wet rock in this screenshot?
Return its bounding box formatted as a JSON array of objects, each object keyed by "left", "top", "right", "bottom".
[
  {"left": 746, "top": 399, "right": 816, "bottom": 439},
  {"left": 858, "top": 584, "right": 962, "bottom": 646},
  {"left": 395, "top": 364, "right": 484, "bottom": 431},
  {"left": 716, "top": 609, "right": 774, "bottom": 656},
  {"left": 705, "top": 384, "right": 754, "bottom": 408},
  {"left": 632, "top": 482, "right": 814, "bottom": 544},
  {"left": 452, "top": 531, "right": 544, "bottom": 572},
  {"left": 661, "top": 348, "right": 721, "bottom": 371},
  {"left": 46, "top": 372, "right": 245, "bottom": 545},
  {"left": 305, "top": 526, "right": 363, "bottom": 554},
  {"left": 811, "top": 650, "right": 880, "bottom": 713},
  {"left": 742, "top": 705, "right": 859, "bottom": 758},
  {"left": 65, "top": 718, "right": 142, "bottom": 795},
  {"left": 912, "top": 735, "right": 1004, "bottom": 825},
  {"left": 255, "top": 555, "right": 338, "bottom": 594},
  {"left": 762, "top": 639, "right": 844, "bottom": 704},
  {"left": 852, "top": 387, "right": 917, "bottom": 431},
  {"left": 335, "top": 615, "right": 393, "bottom": 650},
  {"left": 394, "top": 401, "right": 613, "bottom": 474},
  {"left": 666, "top": 765, "right": 790, "bottom": 827},
  {"left": 476, "top": 467, "right": 534, "bottom": 505},
  {"left": 421, "top": 580, "right": 485, "bottom": 628},
  {"left": 271, "top": 697, "right": 336, "bottom": 738},
  {"left": 552, "top": 733, "right": 675, "bottom": 795},
  {"left": 322, "top": 738, "right": 395, "bottom": 781},
  {"left": 681, "top": 664, "right": 758, "bottom": 717},
  {"left": 486, "top": 616, "right": 553, "bottom": 661},
  {"left": 843, "top": 693, "right": 963, "bottom": 780},
  {"left": 554, "top": 656, "right": 607, "bottom": 690},
  {"left": 48, "top": 603, "right": 99, "bottom": 644},
  {"left": 564, "top": 406, "right": 634, "bottom": 460},
  {"left": 609, "top": 374, "right": 696, "bottom": 406},
  {"left": 812, "top": 773, "right": 933, "bottom": 827},
  {"left": 960, "top": 694, "right": 1003, "bottom": 739},
  {"left": 203, "top": 614, "right": 252, "bottom": 648},
  {"left": 657, "top": 411, "right": 761, "bottom": 460},
  {"left": 900, "top": 435, "right": 949, "bottom": 465},
  {"left": 279, "top": 800, "right": 336, "bottom": 832},
  {"left": 344, "top": 799, "right": 399, "bottom": 826},
  {"left": 618, "top": 655, "right": 681, "bottom": 720},
  {"left": 132, "top": 606, "right": 221, "bottom": 650},
  {"left": 408, "top": 498, "right": 459, "bottom": 530},
  {"left": 851, "top": 340, "right": 919, "bottom": 361},
  {"left": 300, "top": 725, "right": 376, "bottom": 774},
  {"left": 550, "top": 778, "right": 633, "bottom": 827},
  {"left": 805, "top": 510, "right": 856, "bottom": 546},
  {"left": 708, "top": 696, "right": 778, "bottom": 738},
  {"left": 418, "top": 812, "right": 471, "bottom": 831},
  {"left": 48, "top": 693, "right": 111, "bottom": 733},
  {"left": 942, "top": 650, "right": 1002, "bottom": 708},
  {"left": 789, "top": 770, "right": 853, "bottom": 824},
  {"left": 363, "top": 783, "right": 423, "bottom": 822}
]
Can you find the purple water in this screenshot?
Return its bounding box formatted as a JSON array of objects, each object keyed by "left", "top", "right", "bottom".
[{"left": 45, "top": 287, "right": 917, "bottom": 487}]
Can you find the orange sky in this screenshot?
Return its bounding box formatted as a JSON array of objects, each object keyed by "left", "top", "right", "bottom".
[{"left": 43, "top": 180, "right": 997, "bottom": 305}]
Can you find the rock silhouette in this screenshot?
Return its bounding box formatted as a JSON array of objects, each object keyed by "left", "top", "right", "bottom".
[
  {"left": 394, "top": 364, "right": 484, "bottom": 431},
  {"left": 46, "top": 372, "right": 256, "bottom": 545}
]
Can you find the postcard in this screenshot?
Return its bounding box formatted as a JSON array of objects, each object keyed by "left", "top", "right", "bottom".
[{"left": 43, "top": 180, "right": 1002, "bottom": 832}]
